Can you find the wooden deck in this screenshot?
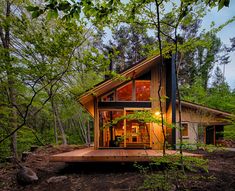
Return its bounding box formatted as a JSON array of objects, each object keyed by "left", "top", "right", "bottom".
[{"left": 50, "top": 147, "right": 201, "bottom": 162}]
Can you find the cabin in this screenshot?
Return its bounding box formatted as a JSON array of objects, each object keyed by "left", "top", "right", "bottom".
[
  {"left": 50, "top": 55, "right": 231, "bottom": 163},
  {"left": 78, "top": 54, "right": 231, "bottom": 150},
  {"left": 177, "top": 101, "right": 231, "bottom": 147}
]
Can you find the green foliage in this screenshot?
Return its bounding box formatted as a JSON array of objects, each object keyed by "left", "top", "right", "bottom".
[
  {"left": 0, "top": 0, "right": 104, "bottom": 159},
  {"left": 0, "top": 0, "right": 234, "bottom": 162},
  {"left": 107, "top": 24, "right": 157, "bottom": 71},
  {"left": 180, "top": 77, "right": 207, "bottom": 104},
  {"left": 181, "top": 75, "right": 235, "bottom": 113},
  {"left": 110, "top": 110, "right": 172, "bottom": 129},
  {"left": 224, "top": 117, "right": 235, "bottom": 140},
  {"left": 27, "top": 0, "right": 121, "bottom": 23},
  {"left": 224, "top": 126, "right": 235, "bottom": 140},
  {"left": 136, "top": 155, "right": 208, "bottom": 191},
  {"left": 0, "top": 129, "right": 11, "bottom": 162}
]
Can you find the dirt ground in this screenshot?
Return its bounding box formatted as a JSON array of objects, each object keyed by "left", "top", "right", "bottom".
[{"left": 0, "top": 145, "right": 234, "bottom": 191}]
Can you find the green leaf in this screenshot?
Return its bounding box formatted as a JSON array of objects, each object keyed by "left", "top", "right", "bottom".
[
  {"left": 218, "top": 0, "right": 230, "bottom": 10},
  {"left": 32, "top": 10, "right": 40, "bottom": 18},
  {"left": 58, "top": 2, "right": 71, "bottom": 11},
  {"left": 47, "top": 10, "right": 59, "bottom": 19},
  {"left": 26, "top": 6, "right": 40, "bottom": 12}
]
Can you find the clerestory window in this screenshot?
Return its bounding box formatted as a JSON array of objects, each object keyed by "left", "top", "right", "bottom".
[{"left": 101, "top": 80, "right": 151, "bottom": 102}]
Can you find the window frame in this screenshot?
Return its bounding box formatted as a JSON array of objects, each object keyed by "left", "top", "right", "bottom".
[
  {"left": 100, "top": 79, "right": 151, "bottom": 102},
  {"left": 116, "top": 81, "right": 134, "bottom": 101},
  {"left": 182, "top": 123, "right": 189, "bottom": 138},
  {"left": 101, "top": 91, "right": 115, "bottom": 102}
]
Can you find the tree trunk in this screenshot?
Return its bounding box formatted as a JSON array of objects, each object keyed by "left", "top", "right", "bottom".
[
  {"left": 8, "top": 83, "right": 18, "bottom": 159},
  {"left": 51, "top": 97, "right": 67, "bottom": 145},
  {"left": 1, "top": 0, "right": 18, "bottom": 159},
  {"left": 52, "top": 106, "right": 58, "bottom": 144}
]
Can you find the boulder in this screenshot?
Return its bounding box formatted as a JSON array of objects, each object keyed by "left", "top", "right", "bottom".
[{"left": 17, "top": 166, "right": 38, "bottom": 185}]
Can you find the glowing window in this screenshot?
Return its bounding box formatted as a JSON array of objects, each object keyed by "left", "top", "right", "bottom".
[
  {"left": 135, "top": 80, "right": 150, "bottom": 101},
  {"left": 116, "top": 82, "right": 132, "bottom": 101},
  {"left": 101, "top": 92, "right": 115, "bottom": 102},
  {"left": 182, "top": 123, "right": 189, "bottom": 137}
]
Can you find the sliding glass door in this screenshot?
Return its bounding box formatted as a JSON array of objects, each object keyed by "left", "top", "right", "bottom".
[
  {"left": 125, "top": 110, "right": 151, "bottom": 149},
  {"left": 99, "top": 109, "right": 151, "bottom": 148},
  {"left": 99, "top": 110, "right": 124, "bottom": 148}
]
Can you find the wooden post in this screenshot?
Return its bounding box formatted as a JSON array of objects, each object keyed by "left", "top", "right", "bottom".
[
  {"left": 150, "top": 123, "right": 153, "bottom": 148},
  {"left": 132, "top": 80, "right": 136, "bottom": 101},
  {"left": 171, "top": 55, "right": 177, "bottom": 150},
  {"left": 214, "top": 125, "right": 216, "bottom": 145},
  {"left": 204, "top": 127, "right": 206, "bottom": 144},
  {"left": 124, "top": 109, "right": 126, "bottom": 148},
  {"left": 94, "top": 97, "right": 99, "bottom": 149}
]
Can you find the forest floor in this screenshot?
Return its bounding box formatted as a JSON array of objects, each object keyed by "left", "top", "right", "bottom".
[{"left": 0, "top": 145, "right": 235, "bottom": 191}]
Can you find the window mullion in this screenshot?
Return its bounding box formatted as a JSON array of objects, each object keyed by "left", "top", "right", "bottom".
[{"left": 132, "top": 80, "right": 136, "bottom": 101}]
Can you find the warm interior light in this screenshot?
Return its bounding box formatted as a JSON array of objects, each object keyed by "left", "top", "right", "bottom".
[{"left": 155, "top": 111, "right": 161, "bottom": 116}]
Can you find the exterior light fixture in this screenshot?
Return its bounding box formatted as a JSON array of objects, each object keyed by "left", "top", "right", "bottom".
[{"left": 155, "top": 111, "right": 161, "bottom": 116}]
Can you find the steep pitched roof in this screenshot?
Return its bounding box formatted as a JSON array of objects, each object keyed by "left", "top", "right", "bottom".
[
  {"left": 78, "top": 54, "right": 161, "bottom": 105},
  {"left": 77, "top": 54, "right": 232, "bottom": 119}
]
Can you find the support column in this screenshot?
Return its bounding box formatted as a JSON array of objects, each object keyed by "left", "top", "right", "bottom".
[{"left": 171, "top": 55, "right": 177, "bottom": 150}]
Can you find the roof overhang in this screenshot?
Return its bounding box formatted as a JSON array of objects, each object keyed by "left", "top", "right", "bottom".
[
  {"left": 180, "top": 100, "right": 233, "bottom": 118},
  {"left": 77, "top": 55, "right": 161, "bottom": 105}
]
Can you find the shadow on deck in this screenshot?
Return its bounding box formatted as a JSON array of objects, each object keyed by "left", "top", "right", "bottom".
[{"left": 50, "top": 147, "right": 202, "bottom": 163}]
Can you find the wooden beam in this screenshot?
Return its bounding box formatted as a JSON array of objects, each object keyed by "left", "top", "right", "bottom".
[
  {"left": 124, "top": 109, "right": 126, "bottom": 148},
  {"left": 171, "top": 55, "right": 177, "bottom": 149},
  {"left": 94, "top": 97, "right": 99, "bottom": 149},
  {"left": 98, "top": 102, "right": 151, "bottom": 109}
]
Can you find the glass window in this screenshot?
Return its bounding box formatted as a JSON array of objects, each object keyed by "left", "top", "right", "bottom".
[
  {"left": 135, "top": 80, "right": 150, "bottom": 101},
  {"left": 125, "top": 110, "right": 150, "bottom": 148},
  {"left": 101, "top": 92, "right": 115, "bottom": 102},
  {"left": 116, "top": 82, "right": 132, "bottom": 101},
  {"left": 182, "top": 123, "right": 189, "bottom": 137},
  {"left": 99, "top": 111, "right": 124, "bottom": 147}
]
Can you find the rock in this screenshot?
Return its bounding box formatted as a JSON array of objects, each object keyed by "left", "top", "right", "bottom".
[
  {"left": 30, "top": 145, "right": 39, "bottom": 152},
  {"left": 17, "top": 166, "right": 38, "bottom": 185},
  {"left": 47, "top": 176, "right": 68, "bottom": 184},
  {"left": 21, "top": 151, "right": 32, "bottom": 162}
]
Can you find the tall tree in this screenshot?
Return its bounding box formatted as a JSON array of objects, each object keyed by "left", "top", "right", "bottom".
[
  {"left": 0, "top": 0, "right": 18, "bottom": 159},
  {"left": 0, "top": 0, "right": 109, "bottom": 156},
  {"left": 197, "top": 33, "right": 222, "bottom": 90},
  {"left": 108, "top": 24, "right": 156, "bottom": 71}
]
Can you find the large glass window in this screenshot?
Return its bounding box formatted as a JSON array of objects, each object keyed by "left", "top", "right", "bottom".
[
  {"left": 99, "top": 110, "right": 124, "bottom": 147},
  {"left": 101, "top": 80, "right": 151, "bottom": 102},
  {"left": 99, "top": 110, "right": 151, "bottom": 148},
  {"left": 135, "top": 80, "right": 150, "bottom": 101},
  {"left": 116, "top": 82, "right": 132, "bottom": 101}
]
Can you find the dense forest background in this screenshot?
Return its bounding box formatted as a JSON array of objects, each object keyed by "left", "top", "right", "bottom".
[{"left": 0, "top": 0, "right": 235, "bottom": 162}]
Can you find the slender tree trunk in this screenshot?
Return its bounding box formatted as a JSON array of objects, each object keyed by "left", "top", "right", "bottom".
[
  {"left": 8, "top": 81, "right": 18, "bottom": 159},
  {"left": 51, "top": 97, "right": 67, "bottom": 145},
  {"left": 1, "top": 0, "right": 18, "bottom": 159},
  {"left": 174, "top": 8, "right": 185, "bottom": 172},
  {"left": 52, "top": 105, "right": 58, "bottom": 144},
  {"left": 155, "top": 0, "right": 166, "bottom": 155}
]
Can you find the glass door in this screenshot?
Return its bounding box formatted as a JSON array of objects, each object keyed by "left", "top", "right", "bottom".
[
  {"left": 124, "top": 109, "right": 151, "bottom": 149},
  {"left": 99, "top": 110, "right": 124, "bottom": 148},
  {"left": 99, "top": 109, "right": 151, "bottom": 149}
]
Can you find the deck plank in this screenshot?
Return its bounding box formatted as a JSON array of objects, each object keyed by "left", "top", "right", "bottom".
[{"left": 49, "top": 147, "right": 202, "bottom": 162}]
